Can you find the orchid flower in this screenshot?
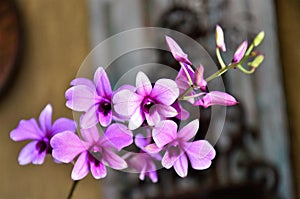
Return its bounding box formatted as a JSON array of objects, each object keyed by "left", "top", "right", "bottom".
[
  {"left": 145, "top": 119, "right": 216, "bottom": 178},
  {"left": 10, "top": 104, "right": 76, "bottom": 165},
  {"left": 125, "top": 134, "right": 161, "bottom": 183},
  {"left": 65, "top": 67, "right": 114, "bottom": 128},
  {"left": 113, "top": 72, "right": 179, "bottom": 130},
  {"left": 51, "top": 124, "right": 133, "bottom": 180}
]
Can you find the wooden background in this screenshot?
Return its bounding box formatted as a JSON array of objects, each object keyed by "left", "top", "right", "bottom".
[
  {"left": 0, "top": 0, "right": 102, "bottom": 198},
  {"left": 0, "top": 0, "right": 299, "bottom": 198}
]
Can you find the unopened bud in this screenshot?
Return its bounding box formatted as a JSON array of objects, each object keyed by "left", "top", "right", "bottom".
[
  {"left": 233, "top": 40, "right": 248, "bottom": 63},
  {"left": 216, "top": 25, "right": 226, "bottom": 52},
  {"left": 248, "top": 54, "right": 264, "bottom": 68},
  {"left": 253, "top": 31, "right": 265, "bottom": 47}
]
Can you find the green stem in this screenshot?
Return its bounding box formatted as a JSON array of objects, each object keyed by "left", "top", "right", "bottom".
[
  {"left": 67, "top": 180, "right": 79, "bottom": 199},
  {"left": 179, "top": 86, "right": 194, "bottom": 100},
  {"left": 216, "top": 48, "right": 226, "bottom": 69}
]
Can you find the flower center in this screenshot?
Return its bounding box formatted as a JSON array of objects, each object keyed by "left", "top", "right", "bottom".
[
  {"left": 88, "top": 150, "right": 102, "bottom": 166},
  {"left": 36, "top": 140, "right": 50, "bottom": 154},
  {"left": 142, "top": 97, "right": 155, "bottom": 113},
  {"left": 98, "top": 100, "right": 111, "bottom": 115}
]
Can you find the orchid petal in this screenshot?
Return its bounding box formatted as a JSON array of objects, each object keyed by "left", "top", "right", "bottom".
[
  {"left": 101, "top": 123, "right": 133, "bottom": 151},
  {"left": 71, "top": 152, "right": 89, "bottom": 180},
  {"left": 10, "top": 119, "right": 44, "bottom": 141},
  {"left": 151, "top": 79, "right": 179, "bottom": 106},
  {"left": 98, "top": 110, "right": 112, "bottom": 127},
  {"left": 18, "top": 141, "right": 45, "bottom": 165},
  {"left": 70, "top": 78, "right": 94, "bottom": 89},
  {"left": 153, "top": 120, "right": 177, "bottom": 148},
  {"left": 65, "top": 85, "right": 96, "bottom": 111},
  {"left": 128, "top": 107, "right": 144, "bottom": 130},
  {"left": 172, "top": 102, "right": 190, "bottom": 120},
  {"left": 113, "top": 89, "right": 143, "bottom": 117},
  {"left": 80, "top": 105, "right": 98, "bottom": 129},
  {"left": 38, "top": 104, "right": 52, "bottom": 133},
  {"left": 195, "top": 91, "right": 238, "bottom": 108},
  {"left": 178, "top": 119, "right": 199, "bottom": 141},
  {"left": 136, "top": 72, "right": 152, "bottom": 96},
  {"left": 173, "top": 153, "right": 188, "bottom": 178},
  {"left": 144, "top": 143, "right": 163, "bottom": 154},
  {"left": 184, "top": 140, "right": 216, "bottom": 170},
  {"left": 103, "top": 149, "right": 127, "bottom": 170},
  {"left": 194, "top": 65, "right": 207, "bottom": 90},
  {"left": 145, "top": 107, "right": 161, "bottom": 126},
  {"left": 80, "top": 126, "right": 100, "bottom": 144},
  {"left": 50, "top": 131, "right": 88, "bottom": 163},
  {"left": 51, "top": 118, "right": 76, "bottom": 136},
  {"left": 135, "top": 134, "right": 148, "bottom": 149},
  {"left": 233, "top": 40, "right": 248, "bottom": 63},
  {"left": 156, "top": 104, "right": 178, "bottom": 118},
  {"left": 165, "top": 36, "right": 192, "bottom": 65},
  {"left": 94, "top": 67, "right": 112, "bottom": 98},
  {"left": 162, "top": 147, "right": 179, "bottom": 169},
  {"left": 90, "top": 159, "right": 107, "bottom": 179}
]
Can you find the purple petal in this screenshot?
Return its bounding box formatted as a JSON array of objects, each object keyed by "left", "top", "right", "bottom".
[
  {"left": 165, "top": 36, "right": 192, "bottom": 65},
  {"left": 18, "top": 141, "right": 46, "bottom": 165},
  {"left": 94, "top": 67, "right": 112, "bottom": 98},
  {"left": 195, "top": 91, "right": 238, "bottom": 108},
  {"left": 153, "top": 120, "right": 177, "bottom": 148},
  {"left": 184, "top": 140, "right": 216, "bottom": 170},
  {"left": 80, "top": 106, "right": 98, "bottom": 129},
  {"left": 65, "top": 85, "right": 96, "bottom": 111},
  {"left": 71, "top": 152, "right": 89, "bottom": 180},
  {"left": 38, "top": 104, "right": 52, "bottom": 133},
  {"left": 51, "top": 118, "right": 76, "bottom": 136},
  {"left": 178, "top": 119, "right": 199, "bottom": 141},
  {"left": 113, "top": 89, "right": 143, "bottom": 117},
  {"left": 176, "top": 63, "right": 195, "bottom": 83},
  {"left": 233, "top": 40, "right": 248, "bottom": 63},
  {"left": 172, "top": 102, "right": 189, "bottom": 120},
  {"left": 173, "top": 153, "right": 188, "bottom": 178},
  {"left": 50, "top": 131, "right": 88, "bottom": 163},
  {"left": 128, "top": 107, "right": 144, "bottom": 130},
  {"left": 101, "top": 123, "right": 133, "bottom": 151},
  {"left": 103, "top": 149, "right": 127, "bottom": 170},
  {"left": 156, "top": 104, "right": 178, "bottom": 118},
  {"left": 70, "top": 78, "right": 94, "bottom": 88},
  {"left": 151, "top": 79, "right": 179, "bottom": 106},
  {"left": 90, "top": 159, "right": 107, "bottom": 179},
  {"left": 10, "top": 119, "right": 44, "bottom": 141},
  {"left": 135, "top": 134, "right": 148, "bottom": 149},
  {"left": 98, "top": 110, "right": 112, "bottom": 127},
  {"left": 80, "top": 126, "right": 100, "bottom": 144},
  {"left": 194, "top": 65, "right": 207, "bottom": 90},
  {"left": 162, "top": 147, "right": 179, "bottom": 169},
  {"left": 136, "top": 72, "right": 152, "bottom": 96},
  {"left": 144, "top": 143, "right": 163, "bottom": 154},
  {"left": 145, "top": 107, "right": 161, "bottom": 126}
]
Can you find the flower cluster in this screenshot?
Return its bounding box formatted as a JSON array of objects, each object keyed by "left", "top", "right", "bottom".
[{"left": 10, "top": 25, "right": 264, "bottom": 184}]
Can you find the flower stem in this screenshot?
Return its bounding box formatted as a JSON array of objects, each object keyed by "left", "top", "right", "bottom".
[
  {"left": 67, "top": 180, "right": 79, "bottom": 199},
  {"left": 216, "top": 48, "right": 226, "bottom": 69}
]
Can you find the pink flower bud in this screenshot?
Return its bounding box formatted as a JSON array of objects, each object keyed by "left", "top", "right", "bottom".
[
  {"left": 216, "top": 25, "right": 226, "bottom": 52},
  {"left": 233, "top": 40, "right": 248, "bottom": 63}
]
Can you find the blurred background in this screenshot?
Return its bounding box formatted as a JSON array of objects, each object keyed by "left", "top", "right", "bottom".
[{"left": 0, "top": 0, "right": 299, "bottom": 198}]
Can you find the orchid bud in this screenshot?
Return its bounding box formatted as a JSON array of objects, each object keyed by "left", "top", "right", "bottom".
[
  {"left": 253, "top": 31, "right": 265, "bottom": 47},
  {"left": 194, "top": 65, "right": 207, "bottom": 90},
  {"left": 165, "top": 35, "right": 192, "bottom": 65},
  {"left": 194, "top": 91, "right": 238, "bottom": 108},
  {"left": 216, "top": 25, "right": 226, "bottom": 52},
  {"left": 248, "top": 54, "right": 264, "bottom": 68},
  {"left": 233, "top": 40, "right": 248, "bottom": 63}
]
